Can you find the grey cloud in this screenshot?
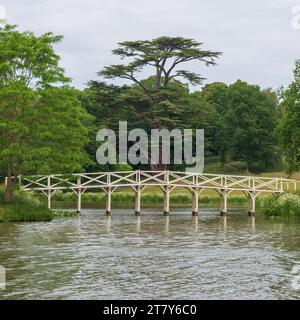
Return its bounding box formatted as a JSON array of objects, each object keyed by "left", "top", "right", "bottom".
[{"left": 1, "top": 0, "right": 299, "bottom": 89}]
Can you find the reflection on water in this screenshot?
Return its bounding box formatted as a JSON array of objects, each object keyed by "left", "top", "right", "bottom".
[
  {"left": 0, "top": 208, "right": 300, "bottom": 300},
  {"left": 192, "top": 216, "right": 198, "bottom": 232},
  {"left": 249, "top": 216, "right": 256, "bottom": 233},
  {"left": 221, "top": 216, "right": 227, "bottom": 233}
]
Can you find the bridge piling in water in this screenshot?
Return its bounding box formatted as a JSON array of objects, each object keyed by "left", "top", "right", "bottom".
[
  {"left": 47, "top": 176, "right": 52, "bottom": 209},
  {"left": 47, "top": 190, "right": 52, "bottom": 210},
  {"left": 135, "top": 187, "right": 141, "bottom": 216},
  {"left": 76, "top": 190, "right": 82, "bottom": 214},
  {"left": 163, "top": 186, "right": 170, "bottom": 216},
  {"left": 220, "top": 191, "right": 228, "bottom": 216},
  {"left": 105, "top": 187, "right": 112, "bottom": 216},
  {"left": 192, "top": 190, "right": 199, "bottom": 216},
  {"left": 247, "top": 192, "right": 256, "bottom": 217},
  {"left": 76, "top": 178, "right": 82, "bottom": 214}
]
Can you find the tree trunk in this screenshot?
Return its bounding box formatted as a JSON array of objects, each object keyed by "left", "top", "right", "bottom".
[
  {"left": 4, "top": 166, "right": 17, "bottom": 202},
  {"left": 4, "top": 179, "right": 14, "bottom": 202},
  {"left": 245, "top": 161, "right": 250, "bottom": 175},
  {"left": 148, "top": 148, "right": 168, "bottom": 171},
  {"left": 149, "top": 163, "right": 168, "bottom": 171}
]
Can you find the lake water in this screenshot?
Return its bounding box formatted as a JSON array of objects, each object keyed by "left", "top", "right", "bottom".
[{"left": 0, "top": 207, "right": 300, "bottom": 300}]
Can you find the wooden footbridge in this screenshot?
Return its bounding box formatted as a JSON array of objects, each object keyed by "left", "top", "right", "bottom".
[{"left": 11, "top": 170, "right": 298, "bottom": 216}]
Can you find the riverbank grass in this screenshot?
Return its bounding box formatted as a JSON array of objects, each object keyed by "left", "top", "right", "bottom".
[
  {"left": 257, "top": 193, "right": 300, "bottom": 217},
  {"left": 50, "top": 189, "right": 247, "bottom": 204},
  {"left": 0, "top": 187, "right": 53, "bottom": 222}
]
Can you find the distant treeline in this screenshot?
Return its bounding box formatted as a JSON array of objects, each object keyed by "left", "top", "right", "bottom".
[
  {"left": 1, "top": 23, "right": 299, "bottom": 201},
  {"left": 82, "top": 79, "right": 281, "bottom": 174}
]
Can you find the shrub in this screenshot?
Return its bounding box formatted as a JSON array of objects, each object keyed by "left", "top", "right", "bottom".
[
  {"left": 257, "top": 194, "right": 300, "bottom": 217},
  {"left": 0, "top": 186, "right": 53, "bottom": 222}
]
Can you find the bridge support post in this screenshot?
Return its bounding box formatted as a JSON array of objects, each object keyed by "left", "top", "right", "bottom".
[
  {"left": 248, "top": 192, "right": 256, "bottom": 216},
  {"left": 135, "top": 187, "right": 141, "bottom": 216},
  {"left": 76, "top": 178, "right": 82, "bottom": 214},
  {"left": 47, "top": 176, "right": 51, "bottom": 210},
  {"left": 163, "top": 187, "right": 170, "bottom": 216},
  {"left": 47, "top": 190, "right": 52, "bottom": 210},
  {"left": 77, "top": 190, "right": 82, "bottom": 214},
  {"left": 192, "top": 190, "right": 199, "bottom": 216},
  {"left": 220, "top": 191, "right": 228, "bottom": 216},
  {"left": 106, "top": 188, "right": 112, "bottom": 216}
]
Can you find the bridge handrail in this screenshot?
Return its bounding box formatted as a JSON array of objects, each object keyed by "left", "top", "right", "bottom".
[
  {"left": 12, "top": 170, "right": 297, "bottom": 183},
  {"left": 7, "top": 170, "right": 299, "bottom": 215}
]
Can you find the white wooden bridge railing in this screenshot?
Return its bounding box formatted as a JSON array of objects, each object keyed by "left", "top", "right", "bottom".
[{"left": 11, "top": 170, "right": 298, "bottom": 216}]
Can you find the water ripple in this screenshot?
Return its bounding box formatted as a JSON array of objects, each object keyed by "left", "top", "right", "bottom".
[{"left": 0, "top": 208, "right": 300, "bottom": 299}]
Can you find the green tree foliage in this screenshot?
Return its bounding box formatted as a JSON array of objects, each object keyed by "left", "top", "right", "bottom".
[
  {"left": 97, "top": 36, "right": 221, "bottom": 170},
  {"left": 201, "top": 82, "right": 229, "bottom": 115},
  {"left": 220, "top": 81, "right": 279, "bottom": 172},
  {"left": 83, "top": 37, "right": 281, "bottom": 174},
  {"left": 0, "top": 23, "right": 91, "bottom": 201},
  {"left": 201, "top": 82, "right": 230, "bottom": 162},
  {"left": 84, "top": 78, "right": 279, "bottom": 173},
  {"left": 277, "top": 61, "right": 300, "bottom": 174},
  {"left": 182, "top": 90, "right": 219, "bottom": 157},
  {"left": 100, "top": 36, "right": 221, "bottom": 90},
  {"left": 84, "top": 76, "right": 221, "bottom": 171},
  {"left": 81, "top": 83, "right": 130, "bottom": 172}
]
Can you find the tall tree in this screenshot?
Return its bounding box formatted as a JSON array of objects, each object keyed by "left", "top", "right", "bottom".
[
  {"left": 221, "top": 80, "right": 278, "bottom": 173},
  {"left": 98, "top": 36, "right": 221, "bottom": 170},
  {"left": 81, "top": 83, "right": 130, "bottom": 172},
  {"left": 85, "top": 78, "right": 193, "bottom": 170},
  {"left": 0, "top": 23, "right": 90, "bottom": 201},
  {"left": 277, "top": 61, "right": 300, "bottom": 174},
  {"left": 201, "top": 82, "right": 229, "bottom": 115},
  {"left": 184, "top": 90, "right": 219, "bottom": 157},
  {"left": 201, "top": 82, "right": 230, "bottom": 163}
]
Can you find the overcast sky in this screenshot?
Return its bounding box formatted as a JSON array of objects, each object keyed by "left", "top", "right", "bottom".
[{"left": 0, "top": 0, "right": 299, "bottom": 90}]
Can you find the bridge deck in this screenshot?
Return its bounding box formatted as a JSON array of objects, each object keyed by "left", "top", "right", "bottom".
[{"left": 12, "top": 171, "right": 298, "bottom": 216}]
